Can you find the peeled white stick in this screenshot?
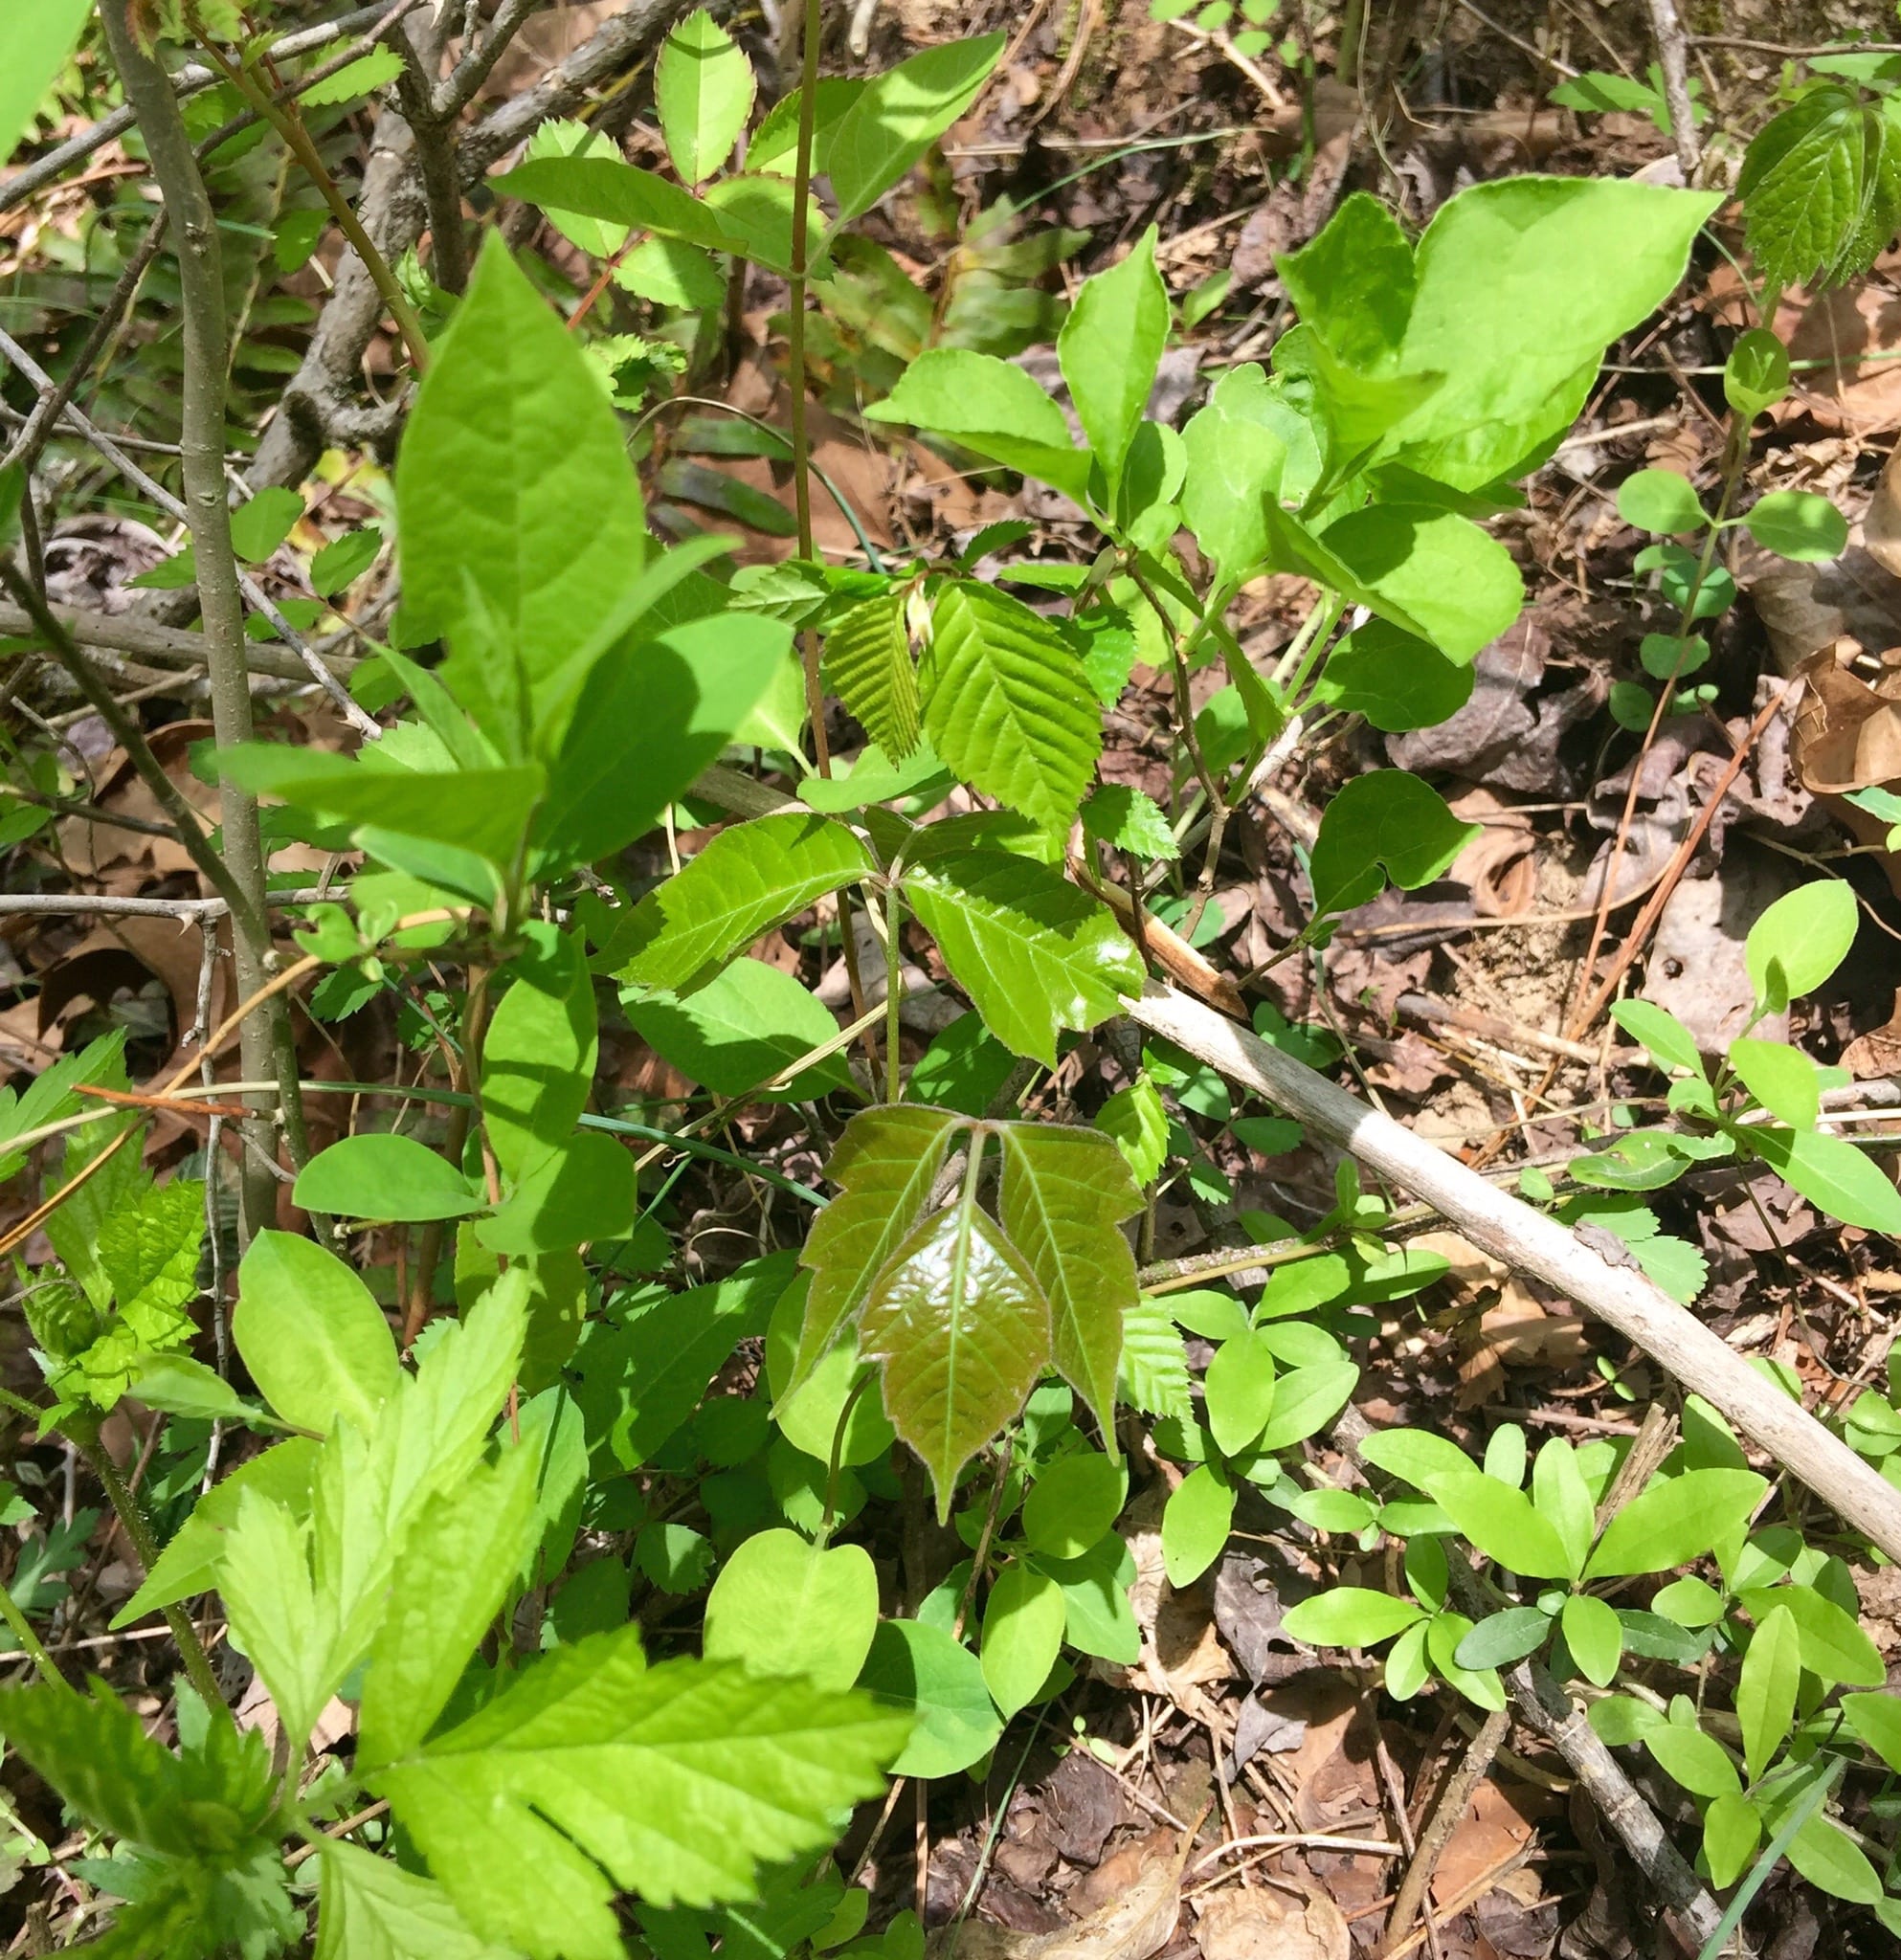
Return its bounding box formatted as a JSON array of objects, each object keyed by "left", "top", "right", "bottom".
[{"left": 1130, "top": 979, "right": 1901, "bottom": 1564}]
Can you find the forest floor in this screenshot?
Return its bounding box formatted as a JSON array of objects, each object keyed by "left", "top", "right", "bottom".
[{"left": 7, "top": 2, "right": 1901, "bottom": 1956}]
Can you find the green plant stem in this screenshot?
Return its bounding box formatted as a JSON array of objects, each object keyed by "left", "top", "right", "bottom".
[
  {"left": 786, "top": 0, "right": 829, "bottom": 775},
  {"left": 1694, "top": 1760, "right": 1840, "bottom": 1960},
  {"left": 816, "top": 1372, "right": 875, "bottom": 1549},
  {"left": 77, "top": 1430, "right": 227, "bottom": 1717},
  {"left": 98, "top": 2, "right": 307, "bottom": 1240},
  {"left": 192, "top": 30, "right": 432, "bottom": 371},
  {"left": 883, "top": 883, "right": 904, "bottom": 1102},
  {"left": 406, "top": 964, "right": 493, "bottom": 1346},
  {"left": 0, "top": 1581, "right": 68, "bottom": 1693}
]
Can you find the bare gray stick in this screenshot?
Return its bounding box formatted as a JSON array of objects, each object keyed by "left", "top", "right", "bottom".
[
  {"left": 1130, "top": 980, "right": 1901, "bottom": 1562},
  {"left": 0, "top": 328, "right": 376, "bottom": 736},
  {"left": 0, "top": 600, "right": 355, "bottom": 689},
  {"left": 1645, "top": 0, "right": 1702, "bottom": 183}
]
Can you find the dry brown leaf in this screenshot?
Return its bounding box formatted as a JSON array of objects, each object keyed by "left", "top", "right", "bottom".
[
  {"left": 931, "top": 1829, "right": 1187, "bottom": 1960},
  {"left": 1845, "top": 991, "right": 1901, "bottom": 1080},
  {"left": 1193, "top": 1887, "right": 1347, "bottom": 1960},
  {"left": 1406, "top": 1230, "right": 1509, "bottom": 1303},
  {"left": 1457, "top": 1281, "right": 1590, "bottom": 1410},
  {"left": 1793, "top": 642, "right": 1901, "bottom": 791},
  {"left": 1429, "top": 1779, "right": 1538, "bottom": 1909}
]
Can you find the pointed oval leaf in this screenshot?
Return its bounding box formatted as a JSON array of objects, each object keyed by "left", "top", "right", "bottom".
[
  {"left": 234, "top": 1232, "right": 401, "bottom": 1436},
  {"left": 1022, "top": 1450, "right": 1124, "bottom": 1561},
  {"left": 824, "top": 593, "right": 920, "bottom": 760},
  {"left": 655, "top": 9, "right": 755, "bottom": 185},
  {"left": 1160, "top": 1463, "right": 1235, "bottom": 1589},
  {"left": 1452, "top": 1605, "right": 1553, "bottom": 1671},
  {"left": 1738, "top": 1582, "right": 1885, "bottom": 1687},
  {"left": 1745, "top": 879, "right": 1858, "bottom": 1013},
  {"left": 980, "top": 1560, "right": 1066, "bottom": 1717},
  {"left": 1204, "top": 1332, "right": 1276, "bottom": 1459},
  {"left": 904, "top": 851, "right": 1142, "bottom": 1067},
  {"left": 1423, "top": 1471, "right": 1574, "bottom": 1579},
  {"left": 1560, "top": 1592, "right": 1623, "bottom": 1687},
  {"left": 1582, "top": 1468, "right": 1769, "bottom": 1579},
  {"left": 827, "top": 35, "right": 1005, "bottom": 228},
  {"left": 608, "top": 813, "right": 874, "bottom": 992},
  {"left": 921, "top": 582, "right": 1102, "bottom": 833},
  {"left": 1737, "top": 1602, "right": 1801, "bottom": 1782},
  {"left": 1308, "top": 770, "right": 1483, "bottom": 918},
  {"left": 1058, "top": 228, "right": 1168, "bottom": 484},
  {"left": 859, "top": 1617, "right": 998, "bottom": 1779},
  {"left": 996, "top": 1124, "right": 1141, "bottom": 1440},
  {"left": 859, "top": 1200, "right": 1051, "bottom": 1518},
  {"left": 294, "top": 1133, "right": 485, "bottom": 1223},
  {"left": 1282, "top": 1586, "right": 1426, "bottom": 1648}
]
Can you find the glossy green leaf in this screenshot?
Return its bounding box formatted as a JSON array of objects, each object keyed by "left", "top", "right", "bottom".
[
  {"left": 1422, "top": 1471, "right": 1574, "bottom": 1579},
  {"left": 1318, "top": 505, "right": 1523, "bottom": 663},
  {"left": 483, "top": 924, "right": 596, "bottom": 1182},
  {"left": 1701, "top": 1793, "right": 1761, "bottom": 1893},
  {"left": 902, "top": 850, "right": 1142, "bottom": 1066},
  {"left": 996, "top": 1123, "right": 1142, "bottom": 1438},
  {"left": 609, "top": 813, "right": 874, "bottom": 993},
  {"left": 1058, "top": 228, "right": 1168, "bottom": 485},
  {"left": 1737, "top": 1602, "right": 1800, "bottom": 1782},
  {"left": 1582, "top": 1469, "right": 1767, "bottom": 1578},
  {"left": 1747, "top": 1125, "right": 1901, "bottom": 1235},
  {"left": 1745, "top": 879, "right": 1857, "bottom": 1012},
  {"left": 704, "top": 1529, "right": 881, "bottom": 1692},
  {"left": 1608, "top": 999, "right": 1705, "bottom": 1079},
  {"left": 369, "top": 1633, "right": 907, "bottom": 1958},
  {"left": 1643, "top": 1723, "right": 1740, "bottom": 1800},
  {"left": 794, "top": 1105, "right": 965, "bottom": 1393},
  {"left": 394, "top": 234, "right": 650, "bottom": 702},
  {"left": 1745, "top": 489, "right": 1847, "bottom": 562},
  {"left": 476, "top": 1132, "right": 636, "bottom": 1256},
  {"left": 1256, "top": 1360, "right": 1358, "bottom": 1451},
  {"left": 532, "top": 612, "right": 792, "bottom": 871},
  {"left": 981, "top": 1560, "right": 1065, "bottom": 1717},
  {"left": 1785, "top": 1811, "right": 1883, "bottom": 1904},
  {"left": 1204, "top": 1330, "right": 1276, "bottom": 1458},
  {"left": 1616, "top": 468, "right": 1705, "bottom": 534},
  {"left": 858, "top": 1173, "right": 1051, "bottom": 1518},
  {"left": 1022, "top": 1451, "right": 1124, "bottom": 1560},
  {"left": 1308, "top": 770, "right": 1483, "bottom": 918},
  {"left": 1531, "top": 1438, "right": 1595, "bottom": 1580},
  {"left": 863, "top": 349, "right": 1093, "bottom": 504},
  {"left": 1452, "top": 1605, "right": 1552, "bottom": 1670},
  {"left": 1738, "top": 1582, "right": 1884, "bottom": 1686},
  {"left": 1098, "top": 1073, "right": 1170, "bottom": 1186},
  {"left": 824, "top": 594, "right": 920, "bottom": 760},
  {"left": 1560, "top": 1592, "right": 1622, "bottom": 1687},
  {"left": 626, "top": 957, "right": 855, "bottom": 1101},
  {"left": 920, "top": 582, "right": 1101, "bottom": 833},
  {"left": 1161, "top": 1463, "right": 1235, "bottom": 1588},
  {"left": 1730, "top": 1037, "right": 1821, "bottom": 1131},
  {"left": 1372, "top": 178, "right": 1720, "bottom": 489},
  {"left": 293, "top": 1133, "right": 485, "bottom": 1223},
  {"left": 826, "top": 34, "right": 1005, "bottom": 229},
  {"left": 1309, "top": 619, "right": 1474, "bottom": 733},
  {"left": 491, "top": 156, "right": 746, "bottom": 254},
  {"left": 1841, "top": 1689, "right": 1901, "bottom": 1772},
  {"left": 1178, "top": 364, "right": 1291, "bottom": 574},
  {"left": 1282, "top": 1586, "right": 1426, "bottom": 1648},
  {"left": 655, "top": 9, "right": 754, "bottom": 184},
  {"left": 859, "top": 1617, "right": 998, "bottom": 1778},
  {"left": 233, "top": 1232, "right": 400, "bottom": 1437},
  {"left": 1358, "top": 1428, "right": 1476, "bottom": 1488}
]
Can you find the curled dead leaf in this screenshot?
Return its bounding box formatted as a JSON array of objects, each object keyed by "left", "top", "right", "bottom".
[
  {"left": 929, "top": 1830, "right": 1188, "bottom": 1960},
  {"left": 1193, "top": 1885, "right": 1347, "bottom": 1960}
]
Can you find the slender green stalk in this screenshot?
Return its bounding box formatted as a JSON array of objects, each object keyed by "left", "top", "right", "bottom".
[
  {"left": 0, "top": 1583, "right": 68, "bottom": 1693},
  {"left": 78, "top": 1431, "right": 227, "bottom": 1718},
  {"left": 883, "top": 884, "right": 905, "bottom": 1102},
  {"left": 192, "top": 26, "right": 432, "bottom": 370}
]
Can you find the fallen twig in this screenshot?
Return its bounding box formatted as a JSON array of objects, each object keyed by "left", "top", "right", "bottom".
[{"left": 1130, "top": 980, "right": 1901, "bottom": 1562}]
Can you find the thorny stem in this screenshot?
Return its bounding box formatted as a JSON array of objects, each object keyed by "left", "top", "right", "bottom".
[
  {"left": 98, "top": 2, "right": 308, "bottom": 1242},
  {"left": 192, "top": 24, "right": 433, "bottom": 370},
  {"left": 76, "top": 1429, "right": 227, "bottom": 1719}
]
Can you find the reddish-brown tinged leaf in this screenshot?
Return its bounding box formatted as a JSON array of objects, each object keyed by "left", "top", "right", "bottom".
[
  {"left": 996, "top": 1123, "right": 1140, "bottom": 1443},
  {"left": 859, "top": 1199, "right": 1050, "bottom": 1518},
  {"left": 791, "top": 1105, "right": 965, "bottom": 1394}
]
